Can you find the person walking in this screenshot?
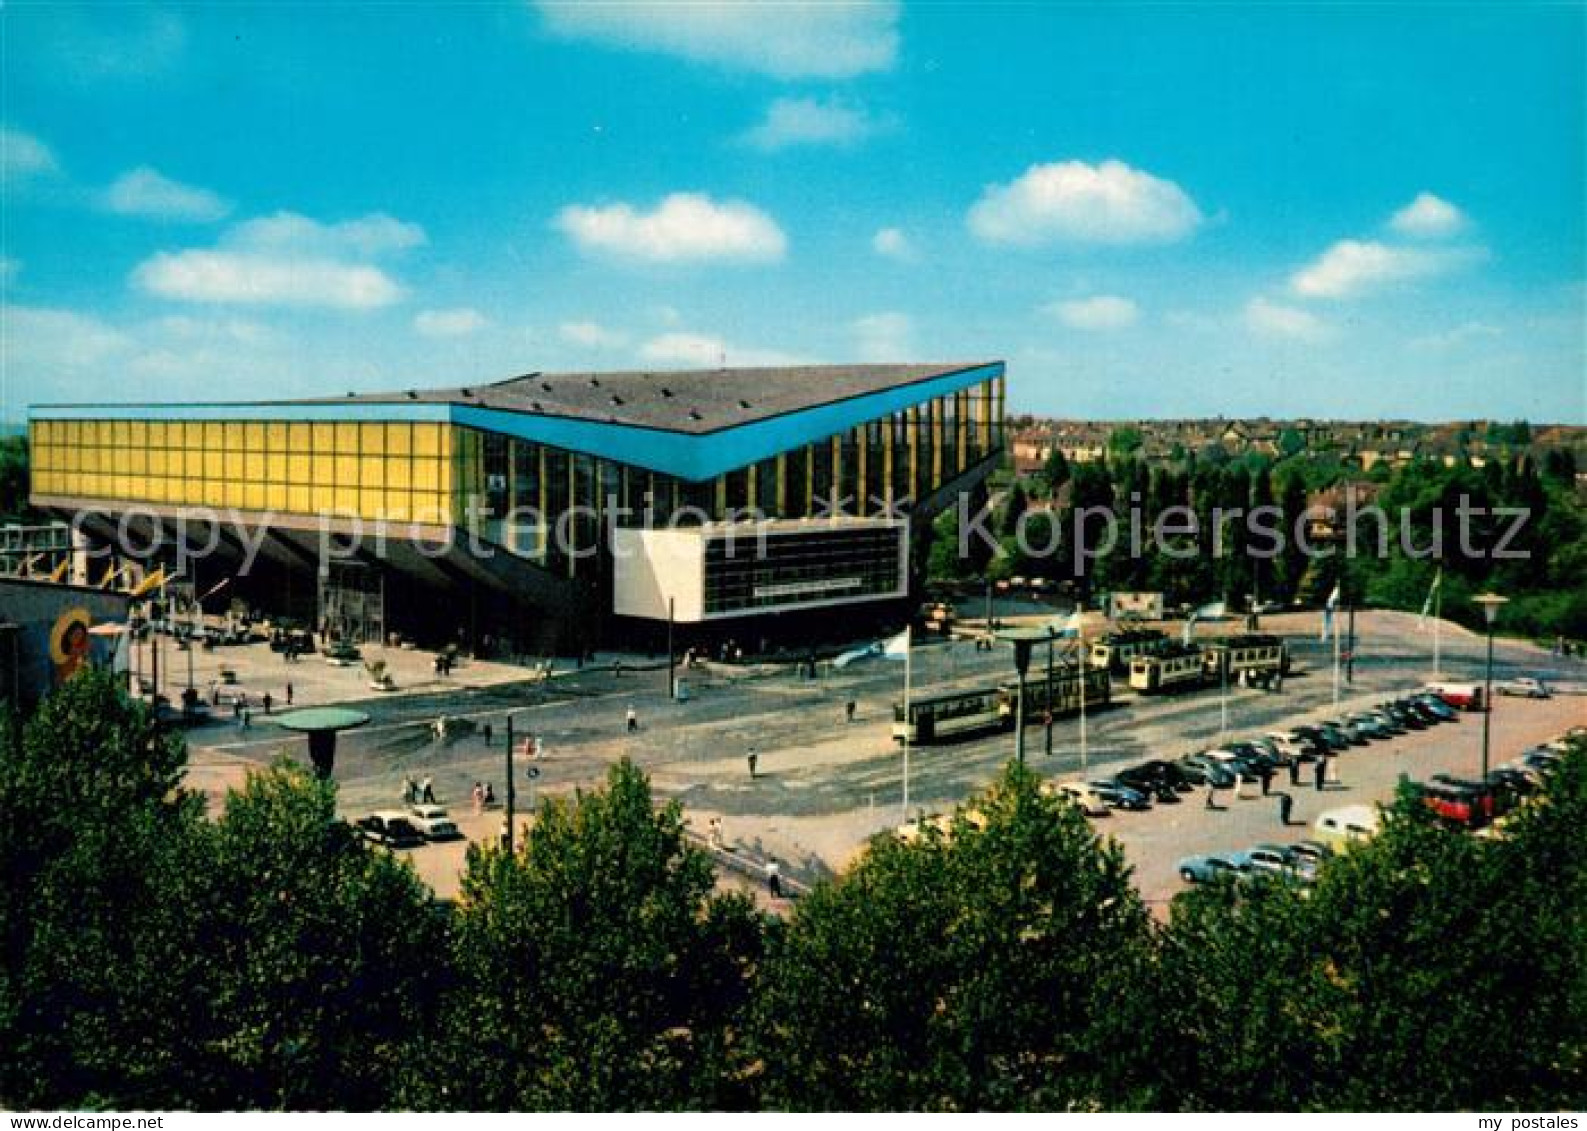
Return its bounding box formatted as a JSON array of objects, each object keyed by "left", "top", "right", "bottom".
[
  {"left": 845, "top": 700, "right": 856, "bottom": 724},
  {"left": 472, "top": 782, "right": 485, "bottom": 813},
  {"left": 240, "top": 708, "right": 251, "bottom": 732},
  {"left": 1313, "top": 757, "right": 1327, "bottom": 791},
  {"left": 262, "top": 691, "right": 273, "bottom": 715},
  {"left": 286, "top": 682, "right": 294, "bottom": 706},
  {"left": 767, "top": 861, "right": 783, "bottom": 899},
  {"left": 482, "top": 722, "right": 493, "bottom": 747},
  {"left": 1261, "top": 765, "right": 1275, "bottom": 796},
  {"left": 747, "top": 748, "right": 759, "bottom": 779},
  {"left": 708, "top": 816, "right": 723, "bottom": 848},
  {"left": 1205, "top": 783, "right": 1219, "bottom": 810},
  {"left": 1288, "top": 756, "right": 1301, "bottom": 787},
  {"left": 1279, "top": 792, "right": 1295, "bottom": 826},
  {"left": 626, "top": 705, "right": 638, "bottom": 733},
  {"left": 421, "top": 776, "right": 436, "bottom": 804}
]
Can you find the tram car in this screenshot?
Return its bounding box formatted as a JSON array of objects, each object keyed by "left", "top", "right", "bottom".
[
  {"left": 1088, "top": 629, "right": 1170, "bottom": 673},
  {"left": 1127, "top": 645, "right": 1206, "bottom": 694},
  {"left": 892, "top": 687, "right": 1005, "bottom": 744},
  {"left": 999, "top": 664, "right": 1112, "bottom": 723},
  {"left": 1201, "top": 634, "right": 1289, "bottom": 689}
]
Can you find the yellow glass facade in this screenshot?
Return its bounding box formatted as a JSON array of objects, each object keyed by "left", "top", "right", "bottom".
[{"left": 30, "top": 418, "right": 457, "bottom": 525}]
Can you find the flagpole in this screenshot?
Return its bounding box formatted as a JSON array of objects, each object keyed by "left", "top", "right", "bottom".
[
  {"left": 901, "top": 623, "right": 912, "bottom": 825},
  {"left": 1079, "top": 625, "right": 1088, "bottom": 780},
  {"left": 1433, "top": 573, "right": 1443, "bottom": 677}
]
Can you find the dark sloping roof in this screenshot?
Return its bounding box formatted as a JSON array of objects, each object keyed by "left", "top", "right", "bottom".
[{"left": 305, "top": 362, "right": 996, "bottom": 435}]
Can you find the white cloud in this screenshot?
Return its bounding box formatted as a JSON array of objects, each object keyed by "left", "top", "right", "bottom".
[
  {"left": 560, "top": 320, "right": 629, "bottom": 349},
  {"left": 556, "top": 192, "right": 786, "bottom": 264},
  {"left": 852, "top": 312, "right": 914, "bottom": 361},
  {"left": 1289, "top": 239, "right": 1477, "bottom": 300},
  {"left": 1045, "top": 294, "right": 1139, "bottom": 331},
  {"left": 415, "top": 308, "right": 488, "bottom": 337},
  {"left": 105, "top": 166, "right": 231, "bottom": 222},
  {"left": 134, "top": 251, "right": 404, "bottom": 309},
  {"left": 872, "top": 227, "right": 917, "bottom": 262},
  {"left": 1244, "top": 297, "right": 1332, "bottom": 342},
  {"left": 1409, "top": 321, "right": 1503, "bottom": 351},
  {"left": 1390, "top": 192, "right": 1466, "bottom": 238},
  {"left": 1, "top": 126, "right": 60, "bottom": 183},
  {"left": 741, "top": 96, "right": 886, "bottom": 151},
  {"left": 534, "top": 1, "right": 899, "bottom": 79},
  {"left": 130, "top": 210, "right": 423, "bottom": 309},
  {"left": 968, "top": 159, "right": 1203, "bottom": 247},
  {"left": 228, "top": 211, "right": 426, "bottom": 255},
  {"left": 1, "top": 305, "right": 133, "bottom": 373},
  {"left": 639, "top": 331, "right": 805, "bottom": 368}
]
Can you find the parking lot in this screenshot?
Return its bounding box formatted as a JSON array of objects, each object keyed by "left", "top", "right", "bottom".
[{"left": 179, "top": 609, "right": 1586, "bottom": 903}]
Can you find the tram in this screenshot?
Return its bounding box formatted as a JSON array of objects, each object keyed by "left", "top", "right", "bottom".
[
  {"left": 1088, "top": 629, "right": 1170, "bottom": 673},
  {"left": 891, "top": 687, "right": 1005, "bottom": 743},
  {"left": 1127, "top": 645, "right": 1206, "bottom": 694},
  {"left": 1201, "top": 634, "right": 1289, "bottom": 689}
]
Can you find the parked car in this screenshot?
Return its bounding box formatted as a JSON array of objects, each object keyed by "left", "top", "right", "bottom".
[
  {"left": 1295, "top": 723, "right": 1350, "bottom": 753},
  {"left": 1268, "top": 731, "right": 1323, "bottom": 762},
  {"left": 1087, "top": 780, "right": 1152, "bottom": 811},
  {"left": 1204, "top": 748, "right": 1263, "bottom": 782},
  {"left": 1177, "top": 852, "right": 1251, "bottom": 884},
  {"left": 1177, "top": 754, "right": 1238, "bottom": 789},
  {"left": 1245, "top": 843, "right": 1299, "bottom": 876},
  {"left": 1496, "top": 677, "right": 1551, "bottom": 699},
  {"left": 1317, "top": 719, "right": 1364, "bottom": 747},
  {"left": 1117, "top": 760, "right": 1195, "bottom": 795},
  {"left": 408, "top": 804, "right": 464, "bottom": 842},
  {"left": 1344, "top": 713, "right": 1392, "bottom": 741},
  {"left": 1313, "top": 804, "right": 1381, "bottom": 847},
  {"left": 1287, "top": 839, "right": 1335, "bottom": 866},
  {"left": 1049, "top": 781, "right": 1111, "bottom": 817},
  {"left": 1409, "top": 693, "right": 1459, "bottom": 722},
  {"left": 355, "top": 812, "right": 427, "bottom": 849},
  {"left": 1380, "top": 701, "right": 1428, "bottom": 730}
]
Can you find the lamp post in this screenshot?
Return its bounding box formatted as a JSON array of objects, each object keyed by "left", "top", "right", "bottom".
[
  {"left": 1474, "top": 592, "right": 1508, "bottom": 781},
  {"left": 997, "top": 628, "right": 1045, "bottom": 768}
]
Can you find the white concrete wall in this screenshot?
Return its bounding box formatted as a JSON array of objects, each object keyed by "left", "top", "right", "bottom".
[{"left": 610, "top": 527, "right": 705, "bottom": 621}]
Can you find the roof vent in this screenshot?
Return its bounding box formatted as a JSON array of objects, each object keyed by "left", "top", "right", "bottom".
[
  {"left": 589, "top": 377, "right": 600, "bottom": 387},
  {"left": 346, "top": 391, "right": 356, "bottom": 398},
  {"left": 610, "top": 395, "right": 624, "bottom": 406},
  {"left": 530, "top": 401, "right": 542, "bottom": 412},
  {"left": 541, "top": 382, "right": 553, "bottom": 393},
  {"left": 405, "top": 390, "right": 419, "bottom": 400},
  {"left": 738, "top": 399, "right": 752, "bottom": 410},
  {"left": 460, "top": 388, "right": 474, "bottom": 398},
  {"left": 687, "top": 410, "right": 703, "bottom": 422},
  {"left": 660, "top": 387, "right": 673, "bottom": 398}
]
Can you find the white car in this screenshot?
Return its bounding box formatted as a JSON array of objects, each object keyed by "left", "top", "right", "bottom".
[
  {"left": 408, "top": 804, "right": 464, "bottom": 842},
  {"left": 1048, "top": 781, "right": 1111, "bottom": 817},
  {"left": 1496, "top": 677, "right": 1550, "bottom": 699}
]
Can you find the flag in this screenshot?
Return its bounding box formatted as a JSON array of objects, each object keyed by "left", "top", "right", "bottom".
[
  {"left": 1320, "top": 583, "right": 1341, "bottom": 642},
  {"left": 1051, "top": 610, "right": 1084, "bottom": 638},
  {"left": 1182, "top": 600, "right": 1226, "bottom": 646},
  {"left": 1417, "top": 568, "right": 1443, "bottom": 630},
  {"left": 835, "top": 628, "right": 911, "bottom": 669}
]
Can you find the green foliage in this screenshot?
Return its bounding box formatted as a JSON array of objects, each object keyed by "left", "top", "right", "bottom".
[
  {"left": 422, "top": 760, "right": 762, "bottom": 1110},
  {"left": 1154, "top": 753, "right": 1587, "bottom": 1110},
  {"left": 1108, "top": 427, "right": 1144, "bottom": 458},
  {"left": 755, "top": 764, "right": 1156, "bottom": 1111},
  {"left": 1042, "top": 447, "right": 1071, "bottom": 495},
  {"left": 0, "top": 434, "right": 34, "bottom": 521}
]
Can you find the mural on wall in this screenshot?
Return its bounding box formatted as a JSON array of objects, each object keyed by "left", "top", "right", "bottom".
[{"left": 49, "top": 606, "right": 94, "bottom": 685}]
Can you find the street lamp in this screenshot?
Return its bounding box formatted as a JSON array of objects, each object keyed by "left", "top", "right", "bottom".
[
  {"left": 1473, "top": 592, "right": 1508, "bottom": 781},
  {"left": 996, "top": 627, "right": 1047, "bottom": 767}
]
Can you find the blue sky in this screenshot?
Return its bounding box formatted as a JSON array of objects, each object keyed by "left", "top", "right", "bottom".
[{"left": 2, "top": 2, "right": 1582, "bottom": 423}]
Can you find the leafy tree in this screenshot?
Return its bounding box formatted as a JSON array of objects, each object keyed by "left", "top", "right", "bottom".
[
  {"left": 423, "top": 760, "right": 762, "bottom": 1110},
  {"left": 1108, "top": 427, "right": 1144, "bottom": 459},
  {"left": 1042, "top": 447, "right": 1071, "bottom": 496},
  {"left": 756, "top": 764, "right": 1156, "bottom": 1111},
  {"left": 1278, "top": 427, "right": 1306, "bottom": 457},
  {"left": 0, "top": 434, "right": 34, "bottom": 520}
]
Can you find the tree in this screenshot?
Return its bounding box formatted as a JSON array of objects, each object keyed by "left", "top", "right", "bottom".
[
  {"left": 424, "top": 760, "right": 762, "bottom": 1110},
  {"left": 0, "top": 435, "right": 34, "bottom": 521},
  {"left": 1278, "top": 427, "right": 1306, "bottom": 457},
  {"left": 756, "top": 764, "right": 1156, "bottom": 1111},
  {"left": 1042, "top": 447, "right": 1071, "bottom": 496},
  {"left": 1107, "top": 427, "right": 1144, "bottom": 459}
]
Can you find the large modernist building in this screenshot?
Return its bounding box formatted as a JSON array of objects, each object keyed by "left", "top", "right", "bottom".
[{"left": 29, "top": 361, "right": 1006, "bottom": 653}]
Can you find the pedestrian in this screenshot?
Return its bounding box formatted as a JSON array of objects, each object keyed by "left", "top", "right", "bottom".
[
  {"left": 1279, "top": 792, "right": 1295, "bottom": 826},
  {"left": 403, "top": 776, "right": 417, "bottom": 805},
  {"left": 1313, "top": 757, "right": 1326, "bottom": 791},
  {"left": 286, "top": 682, "right": 294, "bottom": 705},
  {"left": 708, "top": 816, "right": 723, "bottom": 847},
  {"left": 472, "top": 782, "right": 484, "bottom": 813},
  {"left": 767, "top": 861, "right": 783, "bottom": 899},
  {"left": 421, "top": 776, "right": 436, "bottom": 804},
  {"left": 499, "top": 820, "right": 511, "bottom": 850},
  {"left": 747, "top": 748, "right": 759, "bottom": 779},
  {"left": 483, "top": 782, "right": 496, "bottom": 806},
  {"left": 613, "top": 658, "right": 623, "bottom": 678},
  {"left": 845, "top": 699, "right": 856, "bottom": 723},
  {"left": 1261, "top": 765, "right": 1274, "bottom": 796},
  {"left": 240, "top": 708, "right": 251, "bottom": 731},
  {"left": 626, "top": 705, "right": 638, "bottom": 733},
  {"left": 482, "top": 722, "right": 493, "bottom": 747},
  {"left": 263, "top": 691, "right": 273, "bottom": 715},
  {"left": 1205, "top": 783, "right": 1219, "bottom": 810},
  {"left": 1288, "top": 757, "right": 1301, "bottom": 786}
]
